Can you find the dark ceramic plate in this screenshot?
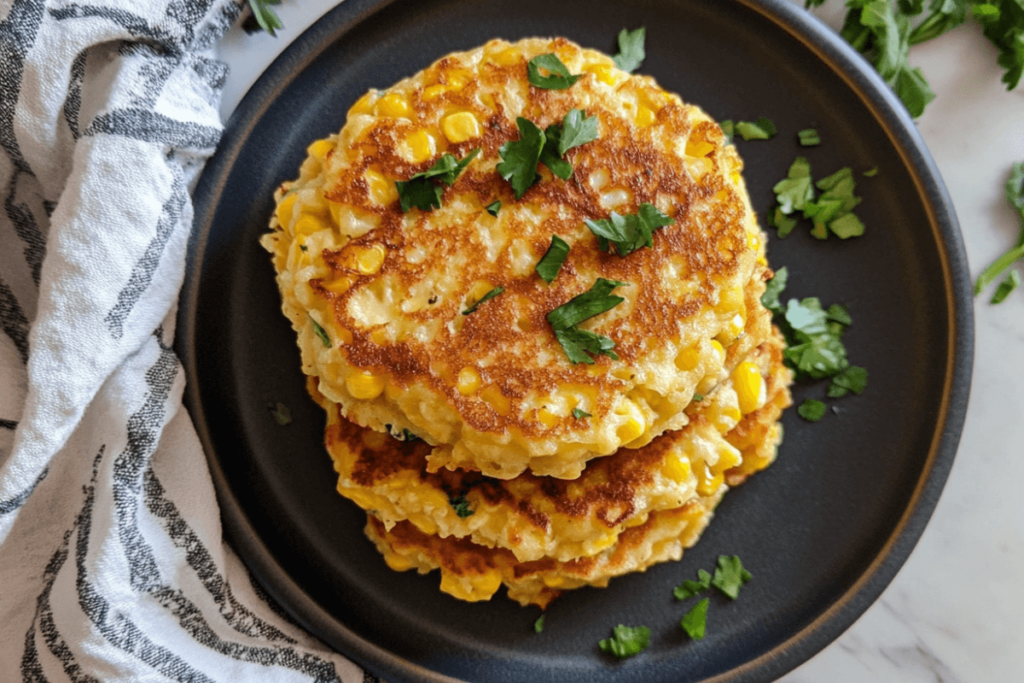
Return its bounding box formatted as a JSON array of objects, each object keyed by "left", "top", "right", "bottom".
[{"left": 178, "top": 1, "right": 973, "bottom": 681}]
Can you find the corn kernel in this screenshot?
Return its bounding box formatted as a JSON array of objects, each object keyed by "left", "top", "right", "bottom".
[
  {"left": 293, "top": 214, "right": 326, "bottom": 238},
  {"left": 324, "top": 277, "right": 352, "bottom": 295},
  {"left": 685, "top": 156, "right": 712, "bottom": 180},
  {"left": 275, "top": 193, "right": 298, "bottom": 228},
  {"left": 383, "top": 552, "right": 413, "bottom": 572},
  {"left": 377, "top": 92, "right": 410, "bottom": 117},
  {"left": 409, "top": 514, "right": 437, "bottom": 535},
  {"left": 722, "top": 313, "right": 745, "bottom": 340},
  {"left": 447, "top": 70, "right": 472, "bottom": 89},
  {"left": 663, "top": 452, "right": 692, "bottom": 483},
  {"left": 441, "top": 111, "right": 481, "bottom": 143},
  {"left": 346, "top": 371, "right": 385, "bottom": 400},
  {"left": 347, "top": 91, "right": 375, "bottom": 116},
  {"left": 590, "top": 533, "right": 617, "bottom": 553},
  {"left": 543, "top": 575, "right": 566, "bottom": 588},
  {"left": 343, "top": 489, "right": 382, "bottom": 511},
  {"left": 635, "top": 105, "right": 655, "bottom": 127},
  {"left": 364, "top": 168, "right": 397, "bottom": 205},
  {"left": 472, "top": 569, "right": 503, "bottom": 598},
  {"left": 422, "top": 84, "right": 450, "bottom": 101},
  {"left": 718, "top": 286, "right": 745, "bottom": 312},
  {"left": 457, "top": 366, "right": 481, "bottom": 396},
  {"left": 746, "top": 231, "right": 761, "bottom": 253},
  {"left": 334, "top": 325, "right": 353, "bottom": 345},
  {"left": 537, "top": 408, "right": 560, "bottom": 428},
  {"left": 355, "top": 244, "right": 387, "bottom": 274},
  {"left": 405, "top": 130, "right": 436, "bottom": 163},
  {"left": 695, "top": 461, "right": 724, "bottom": 496},
  {"left": 733, "top": 361, "right": 765, "bottom": 414},
  {"left": 588, "top": 63, "right": 616, "bottom": 85},
  {"left": 490, "top": 47, "right": 519, "bottom": 65},
  {"left": 307, "top": 139, "right": 335, "bottom": 162},
  {"left": 675, "top": 346, "right": 701, "bottom": 372},
  {"left": 685, "top": 136, "right": 715, "bottom": 158},
  {"left": 615, "top": 400, "right": 646, "bottom": 444},
  {"left": 480, "top": 385, "right": 511, "bottom": 416},
  {"left": 714, "top": 443, "right": 742, "bottom": 473},
  {"left": 361, "top": 430, "right": 388, "bottom": 449}
]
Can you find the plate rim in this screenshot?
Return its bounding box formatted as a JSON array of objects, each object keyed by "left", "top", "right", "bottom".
[{"left": 179, "top": 0, "right": 974, "bottom": 681}]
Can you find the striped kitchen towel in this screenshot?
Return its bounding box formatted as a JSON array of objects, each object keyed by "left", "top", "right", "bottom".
[{"left": 0, "top": 1, "right": 368, "bottom": 680}]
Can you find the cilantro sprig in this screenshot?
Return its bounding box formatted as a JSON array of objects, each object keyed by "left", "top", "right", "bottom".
[
  {"left": 396, "top": 149, "right": 480, "bottom": 212},
  {"left": 612, "top": 27, "right": 646, "bottom": 72},
  {"left": 547, "top": 278, "right": 628, "bottom": 364},
  {"left": 527, "top": 54, "right": 581, "bottom": 89},
  {"left": 598, "top": 625, "right": 651, "bottom": 659},
  {"left": 585, "top": 204, "right": 674, "bottom": 257}
]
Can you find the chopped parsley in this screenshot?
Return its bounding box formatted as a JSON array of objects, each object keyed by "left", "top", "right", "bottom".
[
  {"left": 612, "top": 27, "right": 646, "bottom": 72},
  {"left": 798, "top": 128, "right": 821, "bottom": 146},
  {"left": 311, "top": 318, "right": 330, "bottom": 347},
  {"left": 770, "top": 158, "right": 866, "bottom": 239},
  {"left": 497, "top": 117, "right": 546, "bottom": 199},
  {"left": 733, "top": 117, "right": 777, "bottom": 141},
  {"left": 863, "top": 166, "right": 879, "bottom": 177},
  {"left": 680, "top": 598, "right": 710, "bottom": 640},
  {"left": 571, "top": 407, "right": 592, "bottom": 419},
  {"left": 299, "top": 244, "right": 308, "bottom": 252},
  {"left": 268, "top": 402, "right": 292, "bottom": 426},
  {"left": 598, "top": 625, "right": 650, "bottom": 659},
  {"left": 486, "top": 200, "right": 501, "bottom": 216},
  {"left": 536, "top": 235, "right": 571, "bottom": 283},
  {"left": 692, "top": 393, "right": 704, "bottom": 402},
  {"left": 554, "top": 108, "right": 599, "bottom": 156},
  {"left": 449, "top": 495, "right": 474, "bottom": 518},
  {"left": 773, "top": 157, "right": 815, "bottom": 215},
  {"left": 975, "top": 162, "right": 1024, "bottom": 298},
  {"left": 547, "top": 278, "right": 628, "bottom": 364},
  {"left": 711, "top": 555, "right": 752, "bottom": 599},
  {"left": 828, "top": 365, "right": 869, "bottom": 397},
  {"left": 798, "top": 398, "right": 828, "bottom": 422},
  {"left": 534, "top": 615, "right": 546, "bottom": 633},
  {"left": 991, "top": 269, "right": 1021, "bottom": 304},
  {"left": 400, "top": 429, "right": 422, "bottom": 442},
  {"left": 462, "top": 286, "right": 504, "bottom": 315},
  {"left": 396, "top": 149, "right": 480, "bottom": 212},
  {"left": 720, "top": 120, "right": 735, "bottom": 143},
  {"left": 673, "top": 568, "right": 712, "bottom": 600},
  {"left": 527, "top": 53, "right": 581, "bottom": 90},
  {"left": 584, "top": 203, "right": 674, "bottom": 257}
]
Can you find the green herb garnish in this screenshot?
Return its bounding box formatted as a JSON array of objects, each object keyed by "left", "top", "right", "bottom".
[
  {"left": 991, "top": 269, "right": 1021, "bottom": 304},
  {"left": 975, "top": 162, "right": 1024, "bottom": 297},
  {"left": 733, "top": 117, "right": 777, "bottom": 140},
  {"left": 612, "top": 27, "right": 646, "bottom": 72},
  {"left": 828, "top": 365, "right": 869, "bottom": 397},
  {"left": 711, "top": 555, "right": 752, "bottom": 600},
  {"left": 863, "top": 166, "right": 879, "bottom": 177},
  {"left": 692, "top": 393, "right": 704, "bottom": 402},
  {"left": 673, "top": 568, "right": 712, "bottom": 600},
  {"left": 497, "top": 118, "right": 546, "bottom": 199},
  {"left": 547, "top": 278, "right": 628, "bottom": 364},
  {"left": 771, "top": 159, "right": 865, "bottom": 239},
  {"left": 396, "top": 149, "right": 480, "bottom": 212},
  {"left": 555, "top": 108, "right": 599, "bottom": 156},
  {"left": 680, "top": 598, "right": 710, "bottom": 640},
  {"left": 760, "top": 266, "right": 788, "bottom": 315},
  {"left": 269, "top": 402, "right": 292, "bottom": 426},
  {"left": 462, "top": 286, "right": 505, "bottom": 315},
  {"left": 534, "top": 615, "right": 546, "bottom": 633},
  {"left": 598, "top": 625, "right": 651, "bottom": 659},
  {"left": 798, "top": 128, "right": 821, "bottom": 146},
  {"left": 248, "top": 0, "right": 283, "bottom": 35},
  {"left": 720, "top": 120, "right": 735, "bottom": 143},
  {"left": 527, "top": 53, "right": 581, "bottom": 90},
  {"left": 774, "top": 157, "right": 815, "bottom": 215},
  {"left": 585, "top": 204, "right": 674, "bottom": 257},
  {"left": 449, "top": 495, "right": 474, "bottom": 518},
  {"left": 311, "top": 318, "right": 330, "bottom": 347},
  {"left": 572, "top": 407, "right": 592, "bottom": 419},
  {"left": 798, "top": 398, "right": 828, "bottom": 422},
  {"left": 486, "top": 200, "right": 501, "bottom": 216},
  {"left": 536, "top": 235, "right": 571, "bottom": 283}
]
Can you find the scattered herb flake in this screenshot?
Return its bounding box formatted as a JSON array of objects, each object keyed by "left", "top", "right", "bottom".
[
  {"left": 798, "top": 398, "right": 828, "bottom": 422},
  {"left": 498, "top": 117, "right": 546, "bottom": 199},
  {"left": 396, "top": 149, "right": 480, "bottom": 212},
  {"left": 584, "top": 203, "right": 674, "bottom": 257},
  {"left": 462, "top": 286, "right": 505, "bottom": 315},
  {"left": 720, "top": 120, "right": 735, "bottom": 143},
  {"left": 536, "top": 235, "right": 571, "bottom": 283},
  {"left": 733, "top": 117, "right": 777, "bottom": 140},
  {"left": 534, "top": 615, "right": 546, "bottom": 633},
  {"left": 449, "top": 495, "right": 474, "bottom": 518},
  {"left": 674, "top": 568, "right": 712, "bottom": 599},
  {"left": 863, "top": 166, "right": 879, "bottom": 177},
  {"left": 711, "top": 555, "right": 752, "bottom": 600},
  {"left": 269, "top": 402, "right": 292, "bottom": 426},
  {"left": 612, "top": 27, "right": 646, "bottom": 72},
  {"left": 572, "top": 407, "right": 592, "bottom": 419},
  {"left": 828, "top": 365, "right": 869, "bottom": 397},
  {"left": 311, "top": 318, "right": 330, "bottom": 347},
  {"left": 692, "top": 393, "right": 704, "bottom": 402},
  {"left": 527, "top": 53, "right": 581, "bottom": 90},
  {"left": 299, "top": 244, "right": 308, "bottom": 252},
  {"left": 400, "top": 429, "right": 422, "bottom": 442},
  {"left": 798, "top": 128, "right": 821, "bottom": 146},
  {"left": 486, "top": 200, "right": 501, "bottom": 216},
  {"left": 547, "top": 278, "right": 628, "bottom": 365},
  {"left": 598, "top": 625, "right": 651, "bottom": 659},
  {"left": 991, "top": 269, "right": 1021, "bottom": 304},
  {"left": 554, "top": 327, "right": 620, "bottom": 365},
  {"left": 773, "top": 157, "right": 815, "bottom": 214},
  {"left": 681, "top": 598, "right": 710, "bottom": 640},
  {"left": 760, "top": 266, "right": 788, "bottom": 315}
]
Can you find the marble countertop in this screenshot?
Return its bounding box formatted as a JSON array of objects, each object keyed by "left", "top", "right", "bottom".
[{"left": 214, "top": 2, "right": 1024, "bottom": 681}]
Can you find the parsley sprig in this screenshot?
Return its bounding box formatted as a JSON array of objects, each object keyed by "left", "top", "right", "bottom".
[
  {"left": 612, "top": 27, "right": 646, "bottom": 72},
  {"left": 598, "top": 625, "right": 651, "bottom": 659},
  {"left": 527, "top": 54, "right": 581, "bottom": 89},
  {"left": 585, "top": 204, "right": 674, "bottom": 256},
  {"left": 396, "top": 149, "right": 480, "bottom": 212},
  {"left": 497, "top": 110, "right": 598, "bottom": 198},
  {"left": 547, "top": 278, "right": 628, "bottom": 364}
]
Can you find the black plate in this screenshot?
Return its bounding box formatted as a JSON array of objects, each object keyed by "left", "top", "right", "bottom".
[{"left": 179, "top": 1, "right": 973, "bottom": 681}]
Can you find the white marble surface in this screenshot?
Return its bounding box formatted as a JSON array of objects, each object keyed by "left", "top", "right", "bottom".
[{"left": 214, "top": 2, "right": 1024, "bottom": 681}]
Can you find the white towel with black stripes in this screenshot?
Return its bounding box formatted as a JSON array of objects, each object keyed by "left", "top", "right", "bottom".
[{"left": 0, "top": 1, "right": 371, "bottom": 680}]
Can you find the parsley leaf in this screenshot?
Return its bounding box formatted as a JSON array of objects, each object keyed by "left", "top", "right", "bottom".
[
  {"left": 248, "top": 0, "right": 283, "bottom": 35},
  {"left": 449, "top": 495, "right": 474, "bottom": 518},
  {"left": 674, "top": 568, "right": 712, "bottom": 599},
  {"left": 534, "top": 615, "right": 545, "bottom": 633},
  {"left": 311, "top": 318, "right": 330, "bottom": 347},
  {"left": 498, "top": 118, "right": 546, "bottom": 199},
  {"left": 585, "top": 204, "right": 674, "bottom": 256},
  {"left": 527, "top": 54, "right": 581, "bottom": 90},
  {"left": 711, "top": 555, "right": 752, "bottom": 600},
  {"left": 486, "top": 200, "right": 501, "bottom": 216},
  {"left": 784, "top": 298, "right": 850, "bottom": 378},
  {"left": 539, "top": 125, "right": 574, "bottom": 180},
  {"left": 268, "top": 402, "right": 292, "bottom": 426},
  {"left": 547, "top": 278, "right": 628, "bottom": 364},
  {"left": 773, "top": 157, "right": 815, "bottom": 214},
  {"left": 554, "top": 327, "right": 620, "bottom": 364},
  {"left": 572, "top": 407, "right": 592, "bottom": 419},
  {"left": 760, "top": 266, "right": 788, "bottom": 316},
  {"left": 720, "top": 120, "right": 735, "bottom": 143},
  {"left": 536, "top": 235, "right": 571, "bottom": 283},
  {"left": 680, "top": 598, "right": 710, "bottom": 640},
  {"left": 974, "top": 0, "right": 1024, "bottom": 90},
  {"left": 692, "top": 393, "right": 704, "bottom": 402},
  {"left": 798, "top": 128, "right": 821, "bottom": 146},
  {"left": 828, "top": 365, "right": 869, "bottom": 397},
  {"left": 734, "top": 117, "right": 777, "bottom": 140},
  {"left": 798, "top": 398, "right": 828, "bottom": 422},
  {"left": 462, "top": 286, "right": 504, "bottom": 315},
  {"left": 864, "top": 166, "right": 879, "bottom": 177},
  {"left": 613, "top": 27, "right": 646, "bottom": 72},
  {"left": 975, "top": 162, "right": 1024, "bottom": 296},
  {"left": 772, "top": 161, "right": 866, "bottom": 239},
  {"left": 599, "top": 625, "right": 651, "bottom": 659},
  {"left": 557, "top": 109, "right": 600, "bottom": 155},
  {"left": 991, "top": 269, "right": 1020, "bottom": 304},
  {"left": 396, "top": 149, "right": 480, "bottom": 212}
]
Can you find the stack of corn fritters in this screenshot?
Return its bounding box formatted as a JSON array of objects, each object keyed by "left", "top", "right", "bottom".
[{"left": 261, "top": 37, "right": 792, "bottom": 608}]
